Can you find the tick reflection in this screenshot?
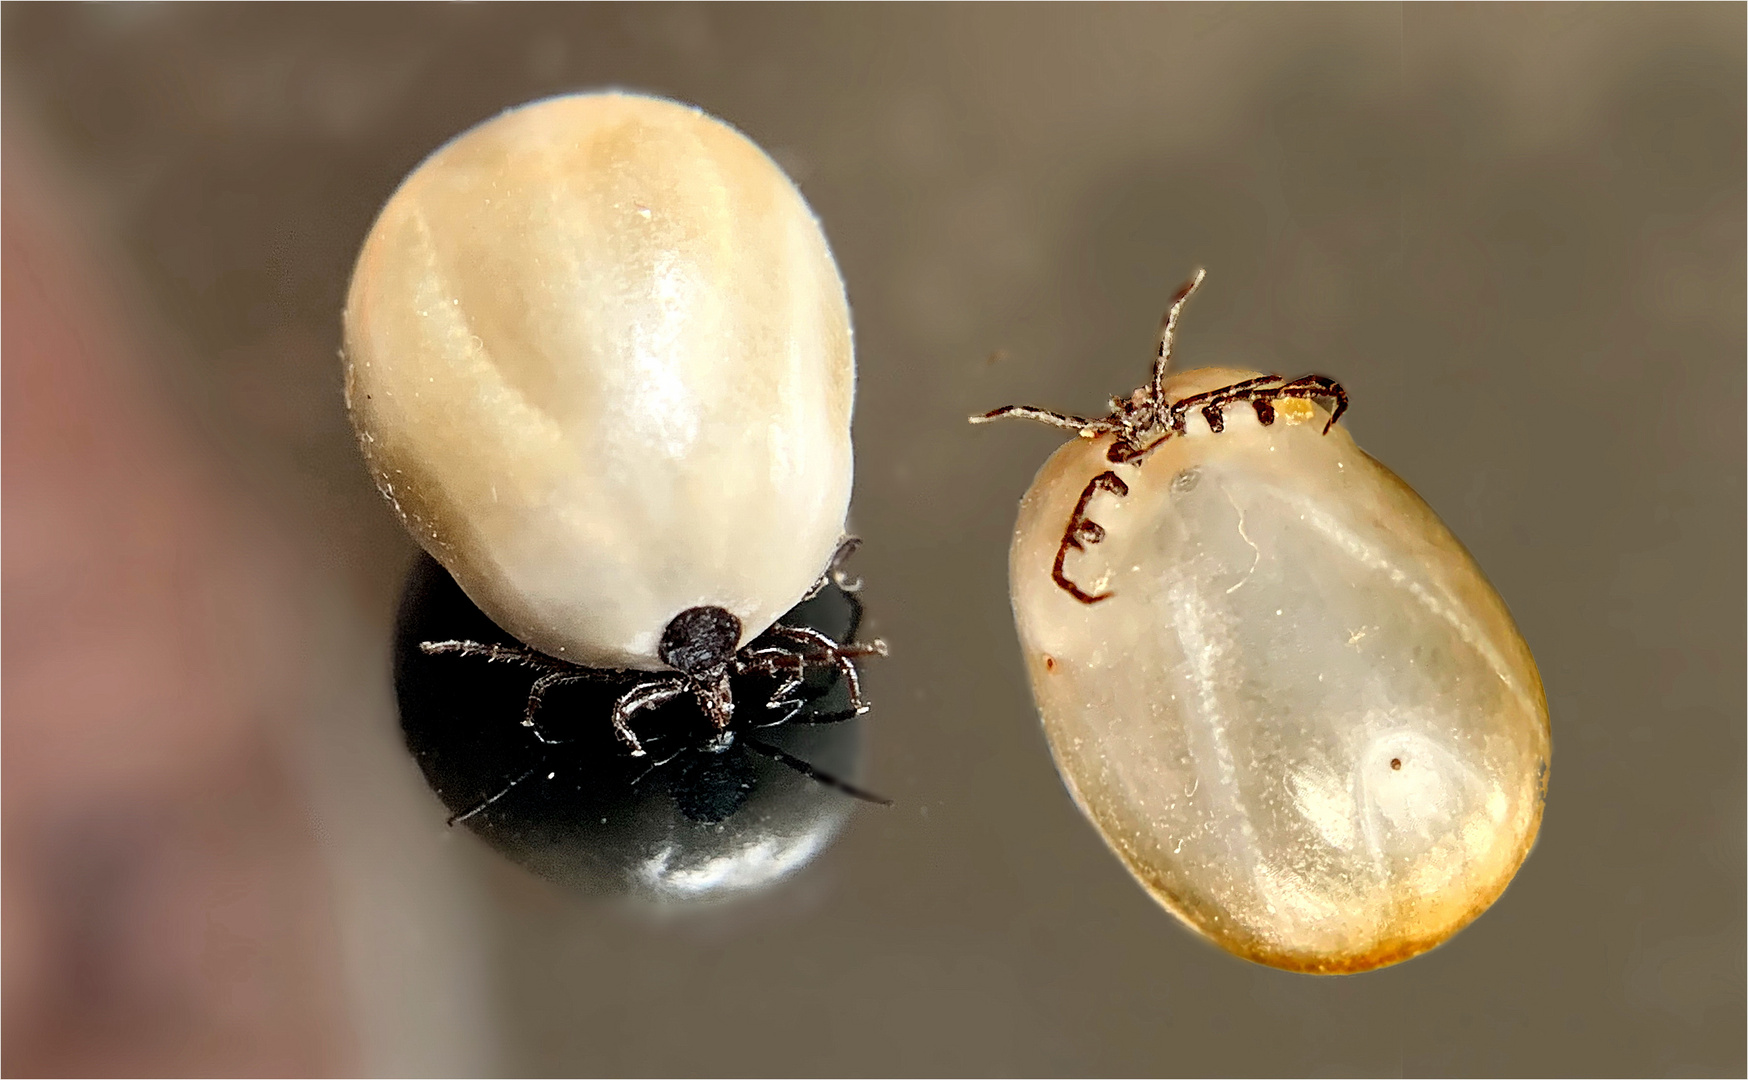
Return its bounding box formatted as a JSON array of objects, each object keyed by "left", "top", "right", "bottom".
[{"left": 393, "top": 553, "right": 882, "bottom": 904}]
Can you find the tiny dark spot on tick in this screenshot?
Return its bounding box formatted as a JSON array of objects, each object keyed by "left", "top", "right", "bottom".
[
  {"left": 1043, "top": 655, "right": 1057, "bottom": 672},
  {"left": 1390, "top": 758, "right": 1402, "bottom": 771}
]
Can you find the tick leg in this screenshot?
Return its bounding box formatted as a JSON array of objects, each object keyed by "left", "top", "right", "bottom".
[
  {"left": 1268, "top": 374, "right": 1348, "bottom": 432},
  {"left": 736, "top": 642, "right": 882, "bottom": 725},
  {"left": 628, "top": 746, "right": 690, "bottom": 787},
  {"left": 803, "top": 535, "right": 864, "bottom": 600},
  {"left": 1161, "top": 375, "right": 1281, "bottom": 436},
  {"left": 742, "top": 737, "right": 892, "bottom": 806},
  {"left": 1150, "top": 268, "right": 1208, "bottom": 406},
  {"left": 421, "top": 637, "right": 635, "bottom": 681},
  {"left": 717, "top": 652, "right": 802, "bottom": 730},
  {"left": 421, "top": 638, "right": 572, "bottom": 674},
  {"left": 1110, "top": 375, "right": 1278, "bottom": 462},
  {"left": 837, "top": 640, "right": 897, "bottom": 713},
  {"left": 827, "top": 535, "right": 864, "bottom": 594},
  {"left": 447, "top": 763, "right": 543, "bottom": 826},
  {"left": 519, "top": 671, "right": 600, "bottom": 745},
  {"left": 832, "top": 650, "right": 869, "bottom": 715},
  {"left": 736, "top": 646, "right": 797, "bottom": 672},
  {"left": 1052, "top": 470, "right": 1130, "bottom": 603},
  {"left": 1189, "top": 374, "right": 1347, "bottom": 434},
  {"left": 753, "top": 698, "right": 809, "bottom": 729},
  {"left": 1117, "top": 373, "right": 1349, "bottom": 467},
  {"left": 768, "top": 660, "right": 808, "bottom": 709},
  {"left": 735, "top": 648, "right": 809, "bottom": 712},
  {"left": 767, "top": 625, "right": 887, "bottom": 715},
  {"left": 969, "top": 404, "right": 1111, "bottom": 435},
  {"left": 610, "top": 678, "right": 688, "bottom": 757},
  {"left": 766, "top": 623, "right": 852, "bottom": 656}
]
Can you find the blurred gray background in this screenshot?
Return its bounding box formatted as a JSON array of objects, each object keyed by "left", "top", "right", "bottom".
[{"left": 4, "top": 4, "right": 1742, "bottom": 1076}]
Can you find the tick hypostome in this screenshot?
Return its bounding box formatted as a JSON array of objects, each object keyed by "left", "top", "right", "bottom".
[{"left": 976, "top": 271, "right": 1549, "bottom": 974}]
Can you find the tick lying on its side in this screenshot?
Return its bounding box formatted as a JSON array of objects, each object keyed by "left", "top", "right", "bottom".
[
  {"left": 344, "top": 92, "right": 885, "bottom": 804},
  {"left": 976, "top": 271, "right": 1549, "bottom": 974}
]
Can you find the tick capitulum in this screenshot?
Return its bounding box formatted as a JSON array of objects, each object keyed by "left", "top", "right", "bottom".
[{"left": 972, "top": 269, "right": 1349, "bottom": 605}]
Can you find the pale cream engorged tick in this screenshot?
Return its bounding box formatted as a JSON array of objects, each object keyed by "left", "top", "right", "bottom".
[
  {"left": 974, "top": 270, "right": 1549, "bottom": 974},
  {"left": 345, "top": 91, "right": 854, "bottom": 671},
  {"left": 344, "top": 92, "right": 882, "bottom": 762}
]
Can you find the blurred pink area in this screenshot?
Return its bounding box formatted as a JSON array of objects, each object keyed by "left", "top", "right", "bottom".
[{"left": 3, "top": 131, "right": 354, "bottom": 1076}]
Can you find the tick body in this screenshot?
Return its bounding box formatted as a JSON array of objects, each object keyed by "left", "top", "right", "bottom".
[
  {"left": 345, "top": 92, "right": 882, "bottom": 770},
  {"left": 345, "top": 92, "right": 855, "bottom": 671},
  {"left": 980, "top": 273, "right": 1549, "bottom": 973}
]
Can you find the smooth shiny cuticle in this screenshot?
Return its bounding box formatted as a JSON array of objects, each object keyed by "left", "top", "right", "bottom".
[{"left": 1010, "top": 367, "right": 1549, "bottom": 974}]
